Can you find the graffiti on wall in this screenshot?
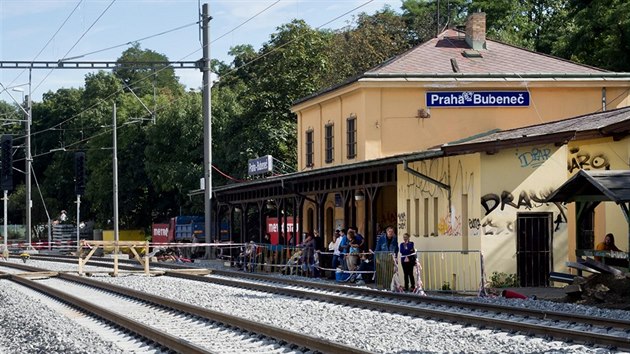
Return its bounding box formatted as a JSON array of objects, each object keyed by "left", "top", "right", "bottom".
[
  {"left": 406, "top": 159, "right": 449, "bottom": 197},
  {"left": 516, "top": 147, "right": 551, "bottom": 168},
  {"left": 480, "top": 188, "right": 567, "bottom": 236},
  {"left": 438, "top": 212, "right": 462, "bottom": 236},
  {"left": 397, "top": 212, "right": 407, "bottom": 230},
  {"left": 482, "top": 216, "right": 514, "bottom": 236},
  {"left": 567, "top": 147, "right": 610, "bottom": 173},
  {"left": 468, "top": 218, "right": 481, "bottom": 236}
]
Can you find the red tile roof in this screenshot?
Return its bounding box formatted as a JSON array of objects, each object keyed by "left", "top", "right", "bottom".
[{"left": 367, "top": 29, "right": 606, "bottom": 75}]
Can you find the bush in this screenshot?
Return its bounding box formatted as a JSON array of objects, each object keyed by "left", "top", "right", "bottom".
[{"left": 490, "top": 271, "right": 519, "bottom": 288}]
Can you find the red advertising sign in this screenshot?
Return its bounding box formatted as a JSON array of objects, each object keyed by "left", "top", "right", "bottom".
[
  {"left": 151, "top": 223, "right": 170, "bottom": 244},
  {"left": 266, "top": 217, "right": 299, "bottom": 245}
]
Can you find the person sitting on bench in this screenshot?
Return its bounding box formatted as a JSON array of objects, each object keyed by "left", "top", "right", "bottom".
[{"left": 595, "top": 233, "right": 628, "bottom": 268}]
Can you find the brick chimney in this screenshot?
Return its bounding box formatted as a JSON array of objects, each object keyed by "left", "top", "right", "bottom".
[{"left": 465, "top": 12, "right": 486, "bottom": 50}]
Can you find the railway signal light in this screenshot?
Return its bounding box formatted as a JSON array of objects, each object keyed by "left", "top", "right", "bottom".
[
  {"left": 74, "top": 151, "right": 86, "bottom": 196},
  {"left": 1, "top": 135, "right": 13, "bottom": 191}
]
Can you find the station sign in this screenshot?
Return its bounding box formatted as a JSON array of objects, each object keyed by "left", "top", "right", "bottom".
[
  {"left": 426, "top": 91, "right": 530, "bottom": 107},
  {"left": 248, "top": 155, "right": 273, "bottom": 176}
]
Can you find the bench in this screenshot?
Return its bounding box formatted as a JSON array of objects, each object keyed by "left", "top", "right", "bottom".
[{"left": 549, "top": 271, "right": 575, "bottom": 284}]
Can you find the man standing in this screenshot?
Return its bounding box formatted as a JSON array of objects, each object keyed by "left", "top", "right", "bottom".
[{"left": 376, "top": 226, "right": 398, "bottom": 254}]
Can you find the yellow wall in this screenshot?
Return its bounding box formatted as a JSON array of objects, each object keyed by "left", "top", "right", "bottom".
[
  {"left": 294, "top": 82, "right": 629, "bottom": 171},
  {"left": 293, "top": 77, "right": 630, "bottom": 285},
  {"left": 394, "top": 131, "right": 630, "bottom": 279},
  {"left": 303, "top": 184, "right": 398, "bottom": 248},
  {"left": 478, "top": 145, "right": 568, "bottom": 275},
  {"left": 397, "top": 155, "right": 482, "bottom": 252},
  {"left": 567, "top": 137, "right": 630, "bottom": 252}
]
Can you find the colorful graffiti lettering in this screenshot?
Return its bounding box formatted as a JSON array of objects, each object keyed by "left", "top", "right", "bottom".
[
  {"left": 516, "top": 147, "right": 551, "bottom": 168},
  {"left": 567, "top": 147, "right": 610, "bottom": 173},
  {"left": 438, "top": 213, "right": 462, "bottom": 236}
]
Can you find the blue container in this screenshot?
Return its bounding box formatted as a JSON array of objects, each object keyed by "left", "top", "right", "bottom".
[{"left": 336, "top": 271, "right": 350, "bottom": 282}]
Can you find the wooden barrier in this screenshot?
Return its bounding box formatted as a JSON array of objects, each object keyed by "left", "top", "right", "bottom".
[{"left": 79, "top": 240, "right": 150, "bottom": 276}]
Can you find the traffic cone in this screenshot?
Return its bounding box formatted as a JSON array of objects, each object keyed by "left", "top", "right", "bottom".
[{"left": 501, "top": 289, "right": 528, "bottom": 299}]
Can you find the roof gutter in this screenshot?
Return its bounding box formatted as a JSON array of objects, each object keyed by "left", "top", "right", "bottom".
[
  {"left": 402, "top": 159, "right": 452, "bottom": 212},
  {"left": 361, "top": 72, "right": 630, "bottom": 79}
]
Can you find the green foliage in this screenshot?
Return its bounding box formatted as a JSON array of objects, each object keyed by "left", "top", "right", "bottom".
[
  {"left": 490, "top": 271, "right": 520, "bottom": 288},
  {"left": 441, "top": 281, "right": 451, "bottom": 291},
  {"left": 113, "top": 43, "right": 183, "bottom": 97},
  {"left": 324, "top": 8, "right": 414, "bottom": 85},
  {"left": 553, "top": 0, "right": 630, "bottom": 71},
  {"left": 402, "top": 0, "right": 468, "bottom": 44}
]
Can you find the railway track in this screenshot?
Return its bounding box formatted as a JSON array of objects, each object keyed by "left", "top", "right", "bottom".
[
  {"left": 0, "top": 261, "right": 368, "bottom": 354},
  {"left": 21, "top": 254, "right": 630, "bottom": 351}
]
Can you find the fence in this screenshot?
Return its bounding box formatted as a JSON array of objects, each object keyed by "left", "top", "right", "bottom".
[
  {"left": 375, "top": 250, "right": 483, "bottom": 293},
  {"left": 417, "top": 250, "right": 482, "bottom": 292},
  {"left": 221, "top": 244, "right": 315, "bottom": 275},
  {"left": 215, "top": 243, "right": 483, "bottom": 292}
]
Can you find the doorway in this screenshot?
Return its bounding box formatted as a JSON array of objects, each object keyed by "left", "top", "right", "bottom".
[{"left": 516, "top": 212, "right": 553, "bottom": 287}]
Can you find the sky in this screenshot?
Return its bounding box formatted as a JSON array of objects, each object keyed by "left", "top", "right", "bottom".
[{"left": 0, "top": 0, "right": 402, "bottom": 104}]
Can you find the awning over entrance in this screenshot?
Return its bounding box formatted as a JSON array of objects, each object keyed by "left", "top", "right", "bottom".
[
  {"left": 547, "top": 170, "right": 630, "bottom": 267},
  {"left": 546, "top": 170, "right": 630, "bottom": 203}
]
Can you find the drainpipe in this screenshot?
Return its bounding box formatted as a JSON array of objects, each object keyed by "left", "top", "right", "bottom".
[
  {"left": 402, "top": 159, "right": 452, "bottom": 212},
  {"left": 602, "top": 87, "right": 607, "bottom": 111}
]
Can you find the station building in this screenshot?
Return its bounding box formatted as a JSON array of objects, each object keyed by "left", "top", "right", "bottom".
[{"left": 213, "top": 13, "right": 630, "bottom": 289}]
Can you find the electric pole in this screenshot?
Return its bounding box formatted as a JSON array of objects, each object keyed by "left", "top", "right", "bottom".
[{"left": 201, "top": 3, "right": 213, "bottom": 258}]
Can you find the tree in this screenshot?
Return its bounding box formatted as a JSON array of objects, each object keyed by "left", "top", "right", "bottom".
[
  {"left": 553, "top": 0, "right": 630, "bottom": 71},
  {"left": 113, "top": 43, "right": 183, "bottom": 97},
  {"left": 144, "top": 91, "right": 205, "bottom": 219},
  {"left": 402, "top": 0, "right": 468, "bottom": 44},
  {"left": 468, "top": 0, "right": 568, "bottom": 52},
  {"left": 211, "top": 20, "right": 333, "bottom": 180},
  {"left": 324, "top": 8, "right": 414, "bottom": 85}
]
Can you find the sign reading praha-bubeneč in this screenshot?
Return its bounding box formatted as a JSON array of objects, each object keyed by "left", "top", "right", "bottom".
[
  {"left": 248, "top": 155, "right": 273, "bottom": 176},
  {"left": 426, "top": 91, "right": 530, "bottom": 107}
]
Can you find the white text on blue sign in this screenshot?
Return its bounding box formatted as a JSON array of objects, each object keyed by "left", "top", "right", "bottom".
[{"left": 426, "top": 91, "right": 530, "bottom": 107}]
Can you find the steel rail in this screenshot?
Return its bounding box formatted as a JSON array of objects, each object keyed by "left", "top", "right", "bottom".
[
  {"left": 22, "top": 255, "right": 630, "bottom": 350},
  {"left": 25, "top": 255, "right": 630, "bottom": 328},
  {"left": 164, "top": 271, "right": 630, "bottom": 350},
  {"left": 1, "top": 261, "right": 369, "bottom": 354},
  {"left": 8, "top": 273, "right": 212, "bottom": 354}
]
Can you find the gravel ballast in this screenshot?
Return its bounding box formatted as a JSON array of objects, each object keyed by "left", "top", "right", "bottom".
[{"left": 1, "top": 259, "right": 628, "bottom": 353}]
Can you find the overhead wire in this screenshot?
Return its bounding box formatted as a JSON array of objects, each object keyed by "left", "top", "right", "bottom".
[
  {"left": 62, "top": 20, "right": 201, "bottom": 61},
  {"left": 33, "top": 0, "right": 118, "bottom": 94},
  {"left": 220, "top": 0, "right": 375, "bottom": 79},
  {"left": 212, "top": 0, "right": 281, "bottom": 44},
  {"left": 21, "top": 0, "right": 286, "bottom": 141},
  {"left": 21, "top": 0, "right": 377, "bottom": 179},
  {"left": 2, "top": 0, "right": 84, "bottom": 93}
]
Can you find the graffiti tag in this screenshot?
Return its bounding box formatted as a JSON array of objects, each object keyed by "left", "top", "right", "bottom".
[
  {"left": 567, "top": 147, "right": 610, "bottom": 172},
  {"left": 516, "top": 147, "right": 551, "bottom": 168}
]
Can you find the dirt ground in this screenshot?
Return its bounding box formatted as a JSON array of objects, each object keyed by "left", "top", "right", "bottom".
[{"left": 564, "top": 273, "right": 630, "bottom": 310}]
